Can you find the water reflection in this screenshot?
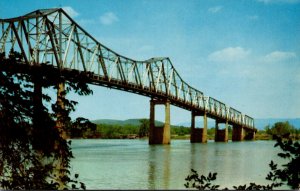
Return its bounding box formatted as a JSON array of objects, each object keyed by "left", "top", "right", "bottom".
[
  {"left": 148, "top": 145, "right": 171, "bottom": 189},
  {"left": 190, "top": 143, "right": 209, "bottom": 174},
  {"left": 71, "top": 140, "right": 280, "bottom": 189},
  {"left": 229, "top": 142, "right": 247, "bottom": 185},
  {"left": 214, "top": 142, "right": 232, "bottom": 185}
]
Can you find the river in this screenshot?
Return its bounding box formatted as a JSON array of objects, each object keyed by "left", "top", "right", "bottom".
[{"left": 70, "top": 139, "right": 285, "bottom": 189}]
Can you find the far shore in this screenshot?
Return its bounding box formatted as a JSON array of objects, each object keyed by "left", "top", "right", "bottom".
[{"left": 70, "top": 134, "right": 299, "bottom": 141}]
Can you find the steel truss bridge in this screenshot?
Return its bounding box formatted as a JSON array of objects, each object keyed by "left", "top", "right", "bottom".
[{"left": 0, "top": 8, "right": 255, "bottom": 133}]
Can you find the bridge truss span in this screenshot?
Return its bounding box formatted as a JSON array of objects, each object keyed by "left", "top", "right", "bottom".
[{"left": 0, "top": 8, "right": 255, "bottom": 130}]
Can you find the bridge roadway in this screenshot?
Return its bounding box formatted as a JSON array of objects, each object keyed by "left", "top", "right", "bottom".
[{"left": 0, "top": 8, "right": 257, "bottom": 144}]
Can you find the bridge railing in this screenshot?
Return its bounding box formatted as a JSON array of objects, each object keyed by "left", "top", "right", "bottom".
[
  {"left": 228, "top": 107, "right": 242, "bottom": 125},
  {"left": 0, "top": 8, "right": 255, "bottom": 129}
]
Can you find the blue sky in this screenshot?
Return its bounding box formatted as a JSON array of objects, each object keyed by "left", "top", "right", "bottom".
[{"left": 1, "top": 0, "right": 299, "bottom": 124}]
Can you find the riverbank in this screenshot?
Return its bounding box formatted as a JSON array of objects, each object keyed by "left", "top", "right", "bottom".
[
  {"left": 71, "top": 132, "right": 297, "bottom": 141},
  {"left": 69, "top": 122, "right": 299, "bottom": 140}
]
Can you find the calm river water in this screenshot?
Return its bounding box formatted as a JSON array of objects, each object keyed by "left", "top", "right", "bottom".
[{"left": 70, "top": 139, "right": 285, "bottom": 189}]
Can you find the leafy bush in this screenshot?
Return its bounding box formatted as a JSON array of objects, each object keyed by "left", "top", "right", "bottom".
[{"left": 265, "top": 121, "right": 296, "bottom": 139}]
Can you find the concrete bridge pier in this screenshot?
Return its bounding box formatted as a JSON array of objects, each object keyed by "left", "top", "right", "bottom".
[
  {"left": 190, "top": 111, "right": 207, "bottom": 143},
  {"left": 232, "top": 125, "right": 245, "bottom": 141},
  {"left": 215, "top": 120, "right": 228, "bottom": 142},
  {"left": 244, "top": 130, "right": 256, "bottom": 140},
  {"left": 149, "top": 99, "right": 171, "bottom": 144}
]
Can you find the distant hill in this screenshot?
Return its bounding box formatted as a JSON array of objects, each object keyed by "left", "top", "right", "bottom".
[{"left": 92, "top": 118, "right": 164, "bottom": 126}]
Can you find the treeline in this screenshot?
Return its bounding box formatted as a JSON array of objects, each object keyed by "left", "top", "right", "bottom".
[
  {"left": 68, "top": 119, "right": 300, "bottom": 140},
  {"left": 68, "top": 119, "right": 191, "bottom": 139},
  {"left": 68, "top": 119, "right": 227, "bottom": 139},
  {"left": 265, "top": 121, "right": 300, "bottom": 139},
  {"left": 96, "top": 124, "right": 139, "bottom": 139}
]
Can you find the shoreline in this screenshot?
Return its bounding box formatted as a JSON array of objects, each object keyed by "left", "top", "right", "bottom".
[{"left": 70, "top": 136, "right": 278, "bottom": 141}]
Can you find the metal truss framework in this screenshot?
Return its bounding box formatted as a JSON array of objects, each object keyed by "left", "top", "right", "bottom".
[{"left": 0, "top": 9, "right": 255, "bottom": 129}]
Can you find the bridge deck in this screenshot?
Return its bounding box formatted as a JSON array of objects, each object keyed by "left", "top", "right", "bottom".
[{"left": 0, "top": 8, "right": 256, "bottom": 131}]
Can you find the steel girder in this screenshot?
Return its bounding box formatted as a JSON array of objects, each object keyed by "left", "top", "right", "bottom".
[{"left": 0, "top": 8, "right": 255, "bottom": 129}]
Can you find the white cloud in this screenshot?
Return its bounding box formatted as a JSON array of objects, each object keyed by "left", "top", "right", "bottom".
[
  {"left": 62, "top": 6, "right": 79, "bottom": 18},
  {"left": 100, "top": 12, "right": 119, "bottom": 25},
  {"left": 208, "top": 6, "right": 223, "bottom": 14},
  {"left": 257, "top": 0, "right": 300, "bottom": 4},
  {"left": 247, "top": 15, "right": 259, "bottom": 20},
  {"left": 208, "top": 47, "right": 251, "bottom": 62},
  {"left": 263, "top": 51, "right": 297, "bottom": 63}
]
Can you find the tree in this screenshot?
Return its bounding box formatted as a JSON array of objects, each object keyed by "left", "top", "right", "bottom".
[
  {"left": 265, "top": 121, "right": 295, "bottom": 139},
  {"left": 0, "top": 51, "right": 93, "bottom": 189},
  {"left": 185, "top": 137, "right": 300, "bottom": 190},
  {"left": 139, "top": 119, "right": 149, "bottom": 138},
  {"left": 69, "top": 117, "right": 97, "bottom": 138},
  {"left": 171, "top": 126, "right": 190, "bottom": 136},
  {"left": 228, "top": 126, "right": 232, "bottom": 134}
]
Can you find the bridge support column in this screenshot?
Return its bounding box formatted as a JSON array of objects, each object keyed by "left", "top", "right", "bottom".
[
  {"left": 190, "top": 111, "right": 207, "bottom": 143},
  {"left": 215, "top": 120, "right": 228, "bottom": 142},
  {"left": 149, "top": 99, "right": 170, "bottom": 144},
  {"left": 244, "top": 130, "right": 256, "bottom": 140},
  {"left": 232, "top": 125, "right": 245, "bottom": 141}
]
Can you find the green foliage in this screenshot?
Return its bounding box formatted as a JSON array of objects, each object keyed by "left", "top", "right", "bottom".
[
  {"left": 265, "top": 121, "right": 296, "bottom": 138},
  {"left": 255, "top": 130, "right": 272, "bottom": 140},
  {"left": 207, "top": 128, "right": 215, "bottom": 136},
  {"left": 69, "top": 117, "right": 97, "bottom": 138},
  {"left": 185, "top": 138, "right": 300, "bottom": 190},
  {"left": 138, "top": 119, "right": 149, "bottom": 138},
  {"left": 0, "top": 51, "right": 93, "bottom": 189},
  {"left": 185, "top": 170, "right": 219, "bottom": 190},
  {"left": 207, "top": 127, "right": 216, "bottom": 140},
  {"left": 270, "top": 138, "right": 300, "bottom": 189},
  {"left": 91, "top": 121, "right": 190, "bottom": 139},
  {"left": 171, "top": 126, "right": 190, "bottom": 136},
  {"left": 96, "top": 124, "right": 139, "bottom": 138}
]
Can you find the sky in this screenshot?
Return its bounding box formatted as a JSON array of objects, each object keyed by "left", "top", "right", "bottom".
[{"left": 1, "top": 0, "right": 299, "bottom": 125}]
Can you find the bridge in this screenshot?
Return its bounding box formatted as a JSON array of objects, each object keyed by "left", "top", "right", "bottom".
[{"left": 0, "top": 8, "right": 256, "bottom": 144}]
